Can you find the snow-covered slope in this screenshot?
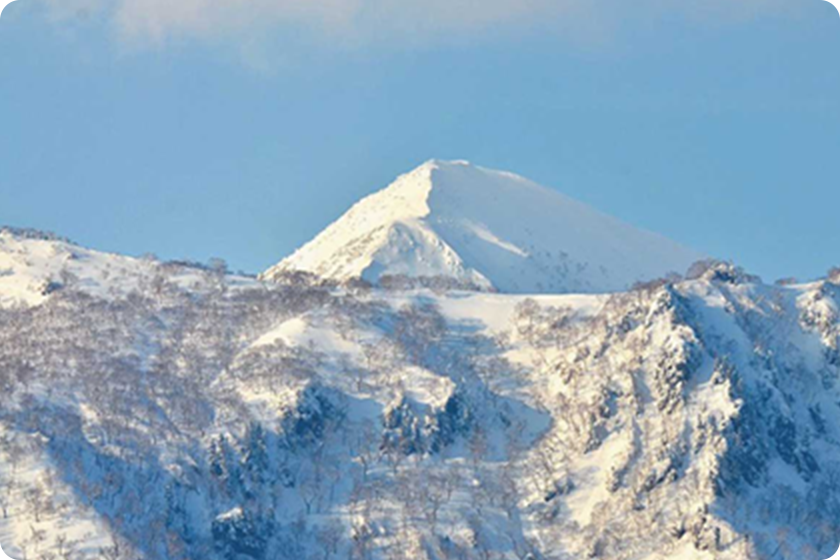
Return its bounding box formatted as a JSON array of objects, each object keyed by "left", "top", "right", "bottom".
[
  {"left": 262, "top": 160, "right": 703, "bottom": 293},
  {"left": 3, "top": 256, "right": 840, "bottom": 560},
  {"left": 5, "top": 210, "right": 840, "bottom": 560},
  {"left": 0, "top": 227, "right": 256, "bottom": 309},
  {"left": 0, "top": 227, "right": 159, "bottom": 308}
]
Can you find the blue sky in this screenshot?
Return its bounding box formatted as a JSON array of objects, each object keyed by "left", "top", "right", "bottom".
[{"left": 1, "top": 0, "right": 839, "bottom": 281}]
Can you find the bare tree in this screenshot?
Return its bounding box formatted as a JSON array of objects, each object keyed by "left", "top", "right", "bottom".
[{"left": 316, "top": 519, "right": 344, "bottom": 560}]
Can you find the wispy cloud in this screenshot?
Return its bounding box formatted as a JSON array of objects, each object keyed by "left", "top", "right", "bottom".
[{"left": 34, "top": 0, "right": 810, "bottom": 50}]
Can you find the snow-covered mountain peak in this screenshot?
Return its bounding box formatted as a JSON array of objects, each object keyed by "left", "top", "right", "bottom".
[{"left": 262, "top": 160, "right": 704, "bottom": 293}]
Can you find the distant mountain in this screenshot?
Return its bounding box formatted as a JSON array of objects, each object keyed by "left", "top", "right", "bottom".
[{"left": 262, "top": 160, "right": 703, "bottom": 293}]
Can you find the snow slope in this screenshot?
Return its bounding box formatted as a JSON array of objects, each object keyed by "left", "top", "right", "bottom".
[
  {"left": 262, "top": 160, "right": 703, "bottom": 293},
  {"left": 2, "top": 237, "right": 840, "bottom": 558},
  {"left": 0, "top": 227, "right": 257, "bottom": 309},
  {"left": 0, "top": 227, "right": 160, "bottom": 308}
]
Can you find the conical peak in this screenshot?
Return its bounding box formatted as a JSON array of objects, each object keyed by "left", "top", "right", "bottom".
[
  {"left": 385, "top": 159, "right": 544, "bottom": 210},
  {"left": 381, "top": 159, "right": 476, "bottom": 199},
  {"left": 418, "top": 158, "right": 474, "bottom": 169},
  {"left": 411, "top": 158, "right": 520, "bottom": 181},
  {"left": 264, "top": 160, "right": 704, "bottom": 293},
  {"left": 328, "top": 159, "right": 539, "bottom": 237}
]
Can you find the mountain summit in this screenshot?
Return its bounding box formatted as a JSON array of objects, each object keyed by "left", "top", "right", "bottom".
[{"left": 262, "top": 160, "right": 702, "bottom": 293}]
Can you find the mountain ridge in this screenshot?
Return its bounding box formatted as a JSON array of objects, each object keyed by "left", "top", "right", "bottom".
[{"left": 2, "top": 253, "right": 840, "bottom": 559}]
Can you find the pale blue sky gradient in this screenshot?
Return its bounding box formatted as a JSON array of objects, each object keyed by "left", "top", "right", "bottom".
[{"left": 1, "top": 0, "right": 839, "bottom": 281}]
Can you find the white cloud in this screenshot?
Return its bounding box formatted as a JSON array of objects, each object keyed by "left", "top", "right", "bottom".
[
  {"left": 101, "top": 0, "right": 595, "bottom": 47},
  {"left": 32, "top": 0, "right": 812, "bottom": 49},
  {"left": 113, "top": 0, "right": 359, "bottom": 42},
  {"left": 38, "top": 0, "right": 108, "bottom": 24}
]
